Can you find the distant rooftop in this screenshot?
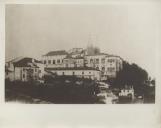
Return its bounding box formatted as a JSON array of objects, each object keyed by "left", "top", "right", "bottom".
[
  {"left": 44, "top": 50, "right": 68, "bottom": 56},
  {"left": 34, "top": 59, "right": 43, "bottom": 64},
  {"left": 107, "top": 54, "right": 123, "bottom": 60},
  {"left": 13, "top": 57, "right": 38, "bottom": 68},
  {"left": 86, "top": 53, "right": 108, "bottom": 56},
  {"left": 64, "top": 54, "right": 84, "bottom": 59},
  {"left": 6, "top": 56, "right": 24, "bottom": 63}
]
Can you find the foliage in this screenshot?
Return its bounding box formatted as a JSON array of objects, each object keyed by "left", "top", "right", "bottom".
[
  {"left": 113, "top": 61, "right": 148, "bottom": 91},
  {"left": 5, "top": 77, "right": 99, "bottom": 104}
]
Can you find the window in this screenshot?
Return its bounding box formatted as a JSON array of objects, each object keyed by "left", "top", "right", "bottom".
[
  {"left": 23, "top": 74, "right": 25, "bottom": 78},
  {"left": 62, "top": 72, "right": 64, "bottom": 75},
  {"left": 82, "top": 71, "right": 84, "bottom": 75},
  {"left": 44, "top": 60, "right": 46, "bottom": 64},
  {"left": 35, "top": 68, "right": 37, "bottom": 72},
  {"left": 53, "top": 60, "right": 55, "bottom": 64},
  {"left": 39, "top": 70, "right": 41, "bottom": 73},
  {"left": 107, "top": 67, "right": 115, "bottom": 72},
  {"left": 101, "top": 58, "right": 105, "bottom": 64},
  {"left": 89, "top": 72, "right": 91, "bottom": 74},
  {"left": 108, "top": 59, "right": 115, "bottom": 63},
  {"left": 57, "top": 59, "right": 60, "bottom": 64},
  {"left": 48, "top": 60, "right": 51, "bottom": 64},
  {"left": 96, "top": 59, "right": 99, "bottom": 64},
  {"left": 73, "top": 72, "right": 75, "bottom": 75},
  {"left": 66, "top": 64, "right": 68, "bottom": 67},
  {"left": 90, "top": 59, "right": 93, "bottom": 63},
  {"left": 23, "top": 68, "right": 25, "bottom": 71}
]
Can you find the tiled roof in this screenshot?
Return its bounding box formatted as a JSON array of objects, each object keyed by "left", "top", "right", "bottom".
[
  {"left": 44, "top": 50, "right": 68, "bottom": 56},
  {"left": 45, "top": 67, "right": 100, "bottom": 71},
  {"left": 13, "top": 58, "right": 39, "bottom": 68}
]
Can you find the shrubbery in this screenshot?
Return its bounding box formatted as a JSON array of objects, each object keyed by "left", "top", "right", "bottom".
[{"left": 5, "top": 76, "right": 99, "bottom": 104}]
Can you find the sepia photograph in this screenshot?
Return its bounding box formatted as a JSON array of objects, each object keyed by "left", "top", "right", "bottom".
[{"left": 5, "top": 3, "right": 156, "bottom": 104}]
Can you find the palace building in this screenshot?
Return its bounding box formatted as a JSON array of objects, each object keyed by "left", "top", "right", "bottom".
[{"left": 42, "top": 48, "right": 123, "bottom": 80}]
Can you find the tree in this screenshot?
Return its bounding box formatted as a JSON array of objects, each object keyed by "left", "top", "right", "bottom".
[{"left": 113, "top": 61, "right": 148, "bottom": 94}]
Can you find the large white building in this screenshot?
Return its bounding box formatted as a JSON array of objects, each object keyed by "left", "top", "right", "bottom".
[
  {"left": 85, "top": 53, "right": 123, "bottom": 79},
  {"left": 42, "top": 48, "right": 123, "bottom": 81}
]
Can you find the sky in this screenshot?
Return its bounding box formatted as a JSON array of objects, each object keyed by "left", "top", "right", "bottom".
[{"left": 5, "top": 2, "right": 160, "bottom": 78}]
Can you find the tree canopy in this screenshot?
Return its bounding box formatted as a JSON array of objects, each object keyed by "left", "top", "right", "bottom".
[{"left": 113, "top": 61, "right": 148, "bottom": 90}]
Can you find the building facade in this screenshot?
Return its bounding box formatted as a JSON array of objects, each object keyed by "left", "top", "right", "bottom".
[
  {"left": 105, "top": 55, "right": 123, "bottom": 78},
  {"left": 5, "top": 57, "right": 44, "bottom": 82},
  {"left": 85, "top": 53, "right": 123, "bottom": 79},
  {"left": 42, "top": 50, "right": 68, "bottom": 68},
  {"left": 42, "top": 49, "right": 123, "bottom": 80},
  {"left": 45, "top": 67, "right": 101, "bottom": 81}
]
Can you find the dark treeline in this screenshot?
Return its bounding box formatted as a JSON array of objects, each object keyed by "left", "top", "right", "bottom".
[
  {"left": 111, "top": 61, "right": 155, "bottom": 101},
  {"left": 5, "top": 76, "right": 99, "bottom": 104},
  {"left": 114, "top": 61, "right": 148, "bottom": 87}
]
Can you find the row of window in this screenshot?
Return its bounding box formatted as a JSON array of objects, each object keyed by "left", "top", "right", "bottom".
[
  {"left": 44, "top": 59, "right": 61, "bottom": 64},
  {"left": 89, "top": 58, "right": 115, "bottom": 64},
  {"left": 44, "top": 58, "right": 117, "bottom": 65},
  {"left": 62, "top": 71, "right": 91, "bottom": 75},
  {"left": 107, "top": 67, "right": 115, "bottom": 72},
  {"left": 44, "top": 59, "right": 84, "bottom": 65},
  {"left": 23, "top": 68, "right": 38, "bottom": 72}
]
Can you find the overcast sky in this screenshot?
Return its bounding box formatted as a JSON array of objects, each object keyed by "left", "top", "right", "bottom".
[{"left": 5, "top": 2, "right": 160, "bottom": 78}]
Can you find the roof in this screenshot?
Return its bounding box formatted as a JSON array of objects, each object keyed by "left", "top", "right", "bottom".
[
  {"left": 6, "top": 57, "right": 24, "bottom": 63},
  {"left": 13, "top": 58, "right": 39, "bottom": 68},
  {"left": 34, "top": 59, "right": 43, "bottom": 64},
  {"left": 45, "top": 67, "right": 100, "bottom": 71},
  {"left": 64, "top": 55, "right": 84, "bottom": 60},
  {"left": 68, "top": 48, "right": 84, "bottom": 54},
  {"left": 106, "top": 54, "right": 123, "bottom": 60},
  {"left": 86, "top": 53, "right": 108, "bottom": 56},
  {"left": 44, "top": 50, "right": 68, "bottom": 56},
  {"left": 85, "top": 53, "right": 123, "bottom": 60},
  {"left": 64, "top": 54, "right": 73, "bottom": 59}
]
